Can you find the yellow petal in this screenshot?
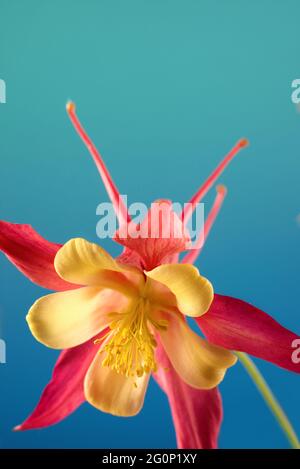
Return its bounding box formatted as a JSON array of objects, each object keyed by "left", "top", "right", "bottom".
[
  {"left": 146, "top": 264, "right": 213, "bottom": 317},
  {"left": 54, "top": 238, "right": 141, "bottom": 295},
  {"left": 159, "top": 315, "right": 237, "bottom": 389},
  {"left": 84, "top": 350, "right": 149, "bottom": 416},
  {"left": 27, "top": 288, "right": 128, "bottom": 349}
]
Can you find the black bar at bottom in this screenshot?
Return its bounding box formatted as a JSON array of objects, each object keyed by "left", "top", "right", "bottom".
[{"left": 0, "top": 449, "right": 299, "bottom": 465}]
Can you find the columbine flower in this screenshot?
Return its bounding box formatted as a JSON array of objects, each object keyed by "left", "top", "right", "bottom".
[{"left": 1, "top": 103, "right": 299, "bottom": 449}]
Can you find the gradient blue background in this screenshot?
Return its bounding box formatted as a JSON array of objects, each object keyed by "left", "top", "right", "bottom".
[{"left": 0, "top": 0, "right": 299, "bottom": 448}]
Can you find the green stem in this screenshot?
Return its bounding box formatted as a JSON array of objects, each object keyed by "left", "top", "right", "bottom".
[{"left": 236, "top": 352, "right": 299, "bottom": 449}]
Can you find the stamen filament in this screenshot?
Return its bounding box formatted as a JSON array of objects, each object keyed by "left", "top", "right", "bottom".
[
  {"left": 182, "top": 185, "right": 227, "bottom": 264},
  {"left": 181, "top": 138, "right": 248, "bottom": 223},
  {"left": 66, "top": 101, "right": 130, "bottom": 226},
  {"left": 101, "top": 298, "right": 160, "bottom": 379},
  {"left": 237, "top": 352, "right": 300, "bottom": 449}
]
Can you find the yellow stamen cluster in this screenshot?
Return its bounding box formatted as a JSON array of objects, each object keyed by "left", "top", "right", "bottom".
[{"left": 101, "top": 298, "right": 168, "bottom": 380}]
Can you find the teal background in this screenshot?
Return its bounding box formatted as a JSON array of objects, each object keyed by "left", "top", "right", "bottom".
[{"left": 0, "top": 0, "right": 299, "bottom": 448}]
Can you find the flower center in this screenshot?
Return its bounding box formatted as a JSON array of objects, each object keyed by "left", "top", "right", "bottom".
[{"left": 100, "top": 297, "right": 168, "bottom": 380}]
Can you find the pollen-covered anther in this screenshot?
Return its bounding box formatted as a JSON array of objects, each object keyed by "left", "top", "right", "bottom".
[{"left": 101, "top": 298, "right": 165, "bottom": 379}]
